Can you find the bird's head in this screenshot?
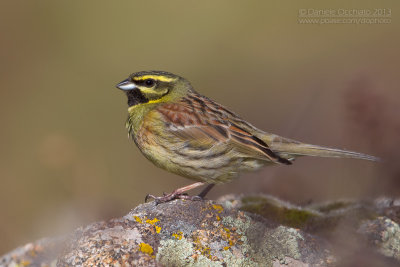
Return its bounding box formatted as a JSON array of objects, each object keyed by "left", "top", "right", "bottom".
[{"left": 116, "top": 71, "right": 192, "bottom": 107}]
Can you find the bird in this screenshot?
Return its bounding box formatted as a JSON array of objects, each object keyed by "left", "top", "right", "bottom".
[{"left": 116, "top": 70, "right": 379, "bottom": 204}]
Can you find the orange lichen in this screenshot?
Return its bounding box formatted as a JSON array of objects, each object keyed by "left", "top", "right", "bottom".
[
  {"left": 146, "top": 217, "right": 161, "bottom": 233},
  {"left": 134, "top": 216, "right": 161, "bottom": 233},
  {"left": 145, "top": 218, "right": 159, "bottom": 225},
  {"left": 134, "top": 216, "right": 143, "bottom": 224},
  {"left": 220, "top": 226, "right": 242, "bottom": 248},
  {"left": 172, "top": 231, "right": 183, "bottom": 240},
  {"left": 139, "top": 243, "right": 154, "bottom": 256},
  {"left": 192, "top": 230, "right": 213, "bottom": 259},
  {"left": 103, "top": 257, "right": 113, "bottom": 264},
  {"left": 212, "top": 204, "right": 223, "bottom": 213}
]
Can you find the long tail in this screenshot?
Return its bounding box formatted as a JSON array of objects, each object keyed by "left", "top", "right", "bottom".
[{"left": 266, "top": 135, "right": 379, "bottom": 162}]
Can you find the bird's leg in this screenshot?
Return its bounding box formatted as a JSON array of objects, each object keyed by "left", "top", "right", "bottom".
[
  {"left": 179, "top": 183, "right": 215, "bottom": 201},
  {"left": 145, "top": 182, "right": 215, "bottom": 204},
  {"left": 197, "top": 183, "right": 215, "bottom": 199}
]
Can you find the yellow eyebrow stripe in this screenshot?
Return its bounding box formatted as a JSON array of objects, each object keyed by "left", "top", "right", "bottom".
[{"left": 133, "top": 75, "right": 177, "bottom": 82}]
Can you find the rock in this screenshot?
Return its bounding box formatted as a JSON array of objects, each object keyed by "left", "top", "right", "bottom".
[
  {"left": 358, "top": 217, "right": 400, "bottom": 260},
  {"left": 57, "top": 200, "right": 333, "bottom": 266},
  {"left": 0, "top": 237, "right": 64, "bottom": 267},
  {"left": 1, "top": 194, "right": 400, "bottom": 266}
]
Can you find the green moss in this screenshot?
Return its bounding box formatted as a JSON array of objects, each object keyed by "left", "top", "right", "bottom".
[{"left": 240, "top": 196, "right": 319, "bottom": 229}]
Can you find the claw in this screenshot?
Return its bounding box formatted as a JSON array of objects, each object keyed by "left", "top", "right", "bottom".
[
  {"left": 191, "top": 195, "right": 203, "bottom": 201},
  {"left": 176, "top": 194, "right": 191, "bottom": 200},
  {"left": 145, "top": 194, "right": 155, "bottom": 203},
  {"left": 143, "top": 182, "right": 214, "bottom": 204},
  {"left": 144, "top": 192, "right": 205, "bottom": 204}
]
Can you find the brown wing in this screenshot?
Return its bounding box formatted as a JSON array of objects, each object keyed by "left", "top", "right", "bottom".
[{"left": 156, "top": 92, "right": 291, "bottom": 165}]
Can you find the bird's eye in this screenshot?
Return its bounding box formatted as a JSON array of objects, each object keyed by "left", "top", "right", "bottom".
[{"left": 145, "top": 79, "right": 155, "bottom": 86}]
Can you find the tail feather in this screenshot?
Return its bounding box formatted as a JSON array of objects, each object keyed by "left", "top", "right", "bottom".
[{"left": 267, "top": 135, "right": 379, "bottom": 162}]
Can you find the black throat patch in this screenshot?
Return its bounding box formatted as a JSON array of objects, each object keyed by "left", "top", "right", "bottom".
[{"left": 126, "top": 89, "right": 149, "bottom": 107}]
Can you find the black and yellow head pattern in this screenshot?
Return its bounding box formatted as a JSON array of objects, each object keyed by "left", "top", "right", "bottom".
[{"left": 116, "top": 71, "right": 185, "bottom": 107}]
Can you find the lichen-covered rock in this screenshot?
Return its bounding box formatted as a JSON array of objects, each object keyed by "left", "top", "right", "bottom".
[
  {"left": 57, "top": 200, "right": 333, "bottom": 267},
  {"left": 358, "top": 217, "right": 400, "bottom": 260},
  {"left": 0, "top": 237, "right": 63, "bottom": 267},
  {"left": 221, "top": 195, "right": 400, "bottom": 235},
  {"left": 221, "top": 194, "right": 400, "bottom": 266},
  {"left": 1, "top": 195, "right": 400, "bottom": 267}
]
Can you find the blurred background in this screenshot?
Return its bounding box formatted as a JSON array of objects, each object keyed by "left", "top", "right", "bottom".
[{"left": 0, "top": 0, "right": 399, "bottom": 256}]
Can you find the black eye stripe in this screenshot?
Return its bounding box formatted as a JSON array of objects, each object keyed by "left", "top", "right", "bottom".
[{"left": 133, "top": 78, "right": 156, "bottom": 87}]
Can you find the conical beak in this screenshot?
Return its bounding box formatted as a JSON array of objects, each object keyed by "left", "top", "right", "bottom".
[{"left": 116, "top": 79, "right": 136, "bottom": 90}]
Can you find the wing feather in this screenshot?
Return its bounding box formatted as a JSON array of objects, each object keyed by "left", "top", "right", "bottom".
[{"left": 155, "top": 94, "right": 291, "bottom": 165}]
